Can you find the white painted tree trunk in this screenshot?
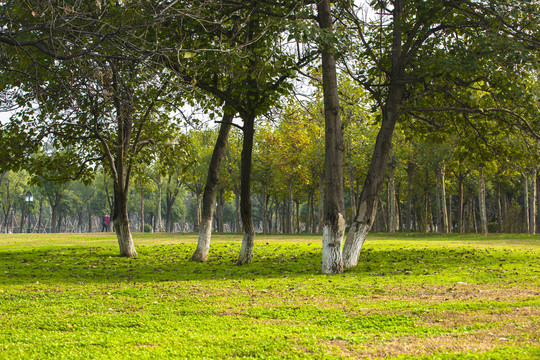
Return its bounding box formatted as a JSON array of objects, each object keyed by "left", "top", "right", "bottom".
[
  {"left": 322, "top": 220, "right": 345, "bottom": 274},
  {"left": 114, "top": 215, "right": 137, "bottom": 257},
  {"left": 342, "top": 221, "right": 370, "bottom": 268},
  {"left": 193, "top": 218, "right": 212, "bottom": 261}
]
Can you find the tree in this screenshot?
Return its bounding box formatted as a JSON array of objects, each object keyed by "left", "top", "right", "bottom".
[{"left": 341, "top": 0, "right": 540, "bottom": 268}]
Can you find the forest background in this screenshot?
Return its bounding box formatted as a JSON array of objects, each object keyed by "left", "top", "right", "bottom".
[{"left": 0, "top": 1, "right": 539, "bottom": 269}]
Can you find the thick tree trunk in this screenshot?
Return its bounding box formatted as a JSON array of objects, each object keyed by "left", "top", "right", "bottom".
[
  {"left": 191, "top": 116, "right": 233, "bottom": 261},
  {"left": 237, "top": 115, "right": 256, "bottom": 265},
  {"left": 478, "top": 168, "right": 488, "bottom": 235},
  {"left": 113, "top": 182, "right": 137, "bottom": 257},
  {"left": 342, "top": 0, "right": 404, "bottom": 268},
  {"left": 318, "top": 0, "right": 345, "bottom": 274}
]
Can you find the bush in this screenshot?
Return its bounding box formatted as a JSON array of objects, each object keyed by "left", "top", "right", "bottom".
[{"left": 143, "top": 224, "right": 153, "bottom": 233}]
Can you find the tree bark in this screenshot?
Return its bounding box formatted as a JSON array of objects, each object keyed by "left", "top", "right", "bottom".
[
  {"left": 156, "top": 173, "right": 163, "bottom": 232},
  {"left": 388, "top": 160, "right": 397, "bottom": 234},
  {"left": 406, "top": 161, "right": 414, "bottom": 232},
  {"left": 140, "top": 179, "right": 145, "bottom": 232},
  {"left": 262, "top": 183, "right": 268, "bottom": 234},
  {"left": 113, "top": 176, "right": 137, "bottom": 257},
  {"left": 237, "top": 114, "right": 256, "bottom": 265},
  {"left": 478, "top": 168, "right": 488, "bottom": 235},
  {"left": 524, "top": 173, "right": 530, "bottom": 233},
  {"left": 318, "top": 171, "right": 324, "bottom": 233},
  {"left": 318, "top": 0, "right": 345, "bottom": 274},
  {"left": 530, "top": 168, "right": 536, "bottom": 235},
  {"left": 440, "top": 165, "right": 449, "bottom": 233},
  {"left": 342, "top": 0, "right": 404, "bottom": 268},
  {"left": 191, "top": 115, "right": 233, "bottom": 261}
]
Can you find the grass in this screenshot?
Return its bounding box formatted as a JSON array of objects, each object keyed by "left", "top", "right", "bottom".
[{"left": 0, "top": 232, "right": 538, "bottom": 359}]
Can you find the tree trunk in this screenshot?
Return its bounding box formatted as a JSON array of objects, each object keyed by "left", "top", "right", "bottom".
[
  {"left": 537, "top": 168, "right": 540, "bottom": 234},
  {"left": 88, "top": 203, "right": 92, "bottom": 233},
  {"left": 496, "top": 181, "right": 502, "bottom": 233},
  {"left": 350, "top": 168, "right": 356, "bottom": 221},
  {"left": 478, "top": 168, "right": 488, "bottom": 235},
  {"left": 318, "top": 171, "right": 324, "bottom": 233},
  {"left": 457, "top": 175, "right": 464, "bottom": 234},
  {"left": 388, "top": 160, "right": 397, "bottom": 234},
  {"left": 237, "top": 114, "right": 256, "bottom": 265},
  {"left": 194, "top": 192, "right": 201, "bottom": 232},
  {"left": 435, "top": 168, "right": 442, "bottom": 233},
  {"left": 234, "top": 189, "right": 241, "bottom": 233},
  {"left": 113, "top": 180, "right": 137, "bottom": 257},
  {"left": 191, "top": 116, "right": 233, "bottom": 261},
  {"left": 156, "top": 174, "right": 163, "bottom": 233},
  {"left": 530, "top": 168, "right": 536, "bottom": 235},
  {"left": 140, "top": 180, "right": 144, "bottom": 232},
  {"left": 262, "top": 183, "right": 268, "bottom": 234},
  {"left": 440, "top": 165, "right": 449, "bottom": 233},
  {"left": 318, "top": 0, "right": 345, "bottom": 274},
  {"left": 342, "top": 0, "right": 404, "bottom": 268},
  {"left": 406, "top": 161, "right": 414, "bottom": 232}
]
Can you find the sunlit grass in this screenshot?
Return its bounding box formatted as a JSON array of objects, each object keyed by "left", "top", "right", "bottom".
[{"left": 0, "top": 232, "right": 538, "bottom": 359}]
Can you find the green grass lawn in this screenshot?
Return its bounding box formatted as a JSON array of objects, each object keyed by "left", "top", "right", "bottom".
[{"left": 0, "top": 232, "right": 538, "bottom": 359}]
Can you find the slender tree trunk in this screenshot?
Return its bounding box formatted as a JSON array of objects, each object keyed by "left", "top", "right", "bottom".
[
  {"left": 287, "top": 180, "right": 293, "bottom": 234},
  {"left": 530, "top": 169, "right": 536, "bottom": 235},
  {"left": 435, "top": 168, "right": 442, "bottom": 233},
  {"left": 496, "top": 181, "right": 502, "bottom": 233},
  {"left": 388, "top": 161, "right": 397, "bottom": 234},
  {"left": 342, "top": 0, "right": 404, "bottom": 268},
  {"left": 140, "top": 180, "right": 145, "bottom": 232},
  {"left": 234, "top": 189, "right": 241, "bottom": 233},
  {"left": 350, "top": 168, "right": 356, "bottom": 220},
  {"left": 87, "top": 203, "right": 92, "bottom": 233},
  {"left": 191, "top": 116, "right": 233, "bottom": 261},
  {"left": 523, "top": 173, "right": 530, "bottom": 233},
  {"left": 458, "top": 176, "right": 464, "bottom": 234},
  {"left": 156, "top": 175, "right": 163, "bottom": 233},
  {"left": 318, "top": 171, "right": 324, "bottom": 233},
  {"left": 262, "top": 183, "right": 268, "bottom": 234},
  {"left": 318, "top": 0, "right": 345, "bottom": 274},
  {"left": 237, "top": 114, "right": 256, "bottom": 265},
  {"left": 406, "top": 161, "right": 414, "bottom": 232},
  {"left": 194, "top": 192, "right": 202, "bottom": 232},
  {"left": 478, "top": 168, "right": 488, "bottom": 235},
  {"left": 440, "top": 165, "right": 449, "bottom": 234},
  {"left": 536, "top": 168, "right": 540, "bottom": 234}
]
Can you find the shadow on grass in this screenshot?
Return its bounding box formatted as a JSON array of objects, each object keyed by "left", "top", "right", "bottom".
[{"left": 1, "top": 240, "right": 536, "bottom": 286}]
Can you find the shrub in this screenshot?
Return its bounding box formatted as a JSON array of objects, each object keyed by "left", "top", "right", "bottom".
[{"left": 143, "top": 224, "right": 153, "bottom": 233}]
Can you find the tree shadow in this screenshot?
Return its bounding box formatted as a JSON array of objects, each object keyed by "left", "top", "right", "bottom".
[{"left": 0, "top": 242, "right": 532, "bottom": 286}]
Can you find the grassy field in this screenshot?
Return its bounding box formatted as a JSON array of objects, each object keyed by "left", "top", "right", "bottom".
[{"left": 0, "top": 232, "right": 538, "bottom": 359}]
